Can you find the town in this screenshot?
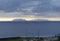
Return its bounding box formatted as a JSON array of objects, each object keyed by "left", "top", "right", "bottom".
[{"left": 0, "top": 34, "right": 60, "bottom": 41}]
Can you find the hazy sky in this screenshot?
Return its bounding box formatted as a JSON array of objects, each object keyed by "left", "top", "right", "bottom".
[{"left": 0, "top": 0, "right": 60, "bottom": 21}]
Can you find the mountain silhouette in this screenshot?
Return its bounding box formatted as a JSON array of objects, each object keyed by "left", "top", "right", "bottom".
[
  {"left": 13, "top": 19, "right": 26, "bottom": 21},
  {"left": 13, "top": 19, "right": 49, "bottom": 21},
  {"left": 31, "top": 19, "right": 49, "bottom": 21}
]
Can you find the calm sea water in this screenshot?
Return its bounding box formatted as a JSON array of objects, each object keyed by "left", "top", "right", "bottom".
[{"left": 0, "top": 21, "right": 60, "bottom": 38}]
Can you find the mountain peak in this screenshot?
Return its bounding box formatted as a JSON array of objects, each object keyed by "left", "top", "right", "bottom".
[{"left": 13, "top": 19, "right": 26, "bottom": 21}]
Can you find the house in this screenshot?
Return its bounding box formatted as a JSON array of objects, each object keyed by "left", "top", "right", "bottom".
[{"left": 43, "top": 36, "right": 58, "bottom": 41}]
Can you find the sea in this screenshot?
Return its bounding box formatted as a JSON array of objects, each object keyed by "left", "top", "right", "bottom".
[{"left": 0, "top": 21, "right": 60, "bottom": 38}]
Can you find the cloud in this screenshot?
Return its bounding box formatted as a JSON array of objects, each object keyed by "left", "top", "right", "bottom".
[
  {"left": 0, "top": 0, "right": 60, "bottom": 19},
  {"left": 51, "top": 0, "right": 60, "bottom": 7}
]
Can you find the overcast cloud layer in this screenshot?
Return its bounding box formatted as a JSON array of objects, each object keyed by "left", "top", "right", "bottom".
[{"left": 0, "top": 0, "right": 60, "bottom": 18}]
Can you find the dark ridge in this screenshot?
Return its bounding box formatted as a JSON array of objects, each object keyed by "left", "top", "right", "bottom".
[
  {"left": 0, "top": 37, "right": 42, "bottom": 40},
  {"left": 0, "top": 37, "right": 20, "bottom": 40}
]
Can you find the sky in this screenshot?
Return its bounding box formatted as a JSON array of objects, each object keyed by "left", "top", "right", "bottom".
[{"left": 0, "top": 0, "right": 60, "bottom": 21}]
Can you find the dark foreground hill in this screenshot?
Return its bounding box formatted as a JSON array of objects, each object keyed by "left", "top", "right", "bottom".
[{"left": 0, "top": 37, "right": 22, "bottom": 41}]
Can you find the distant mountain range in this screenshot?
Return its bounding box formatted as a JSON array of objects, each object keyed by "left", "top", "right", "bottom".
[
  {"left": 13, "top": 19, "right": 49, "bottom": 21},
  {"left": 13, "top": 19, "right": 26, "bottom": 21},
  {"left": 32, "top": 19, "right": 49, "bottom": 21}
]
